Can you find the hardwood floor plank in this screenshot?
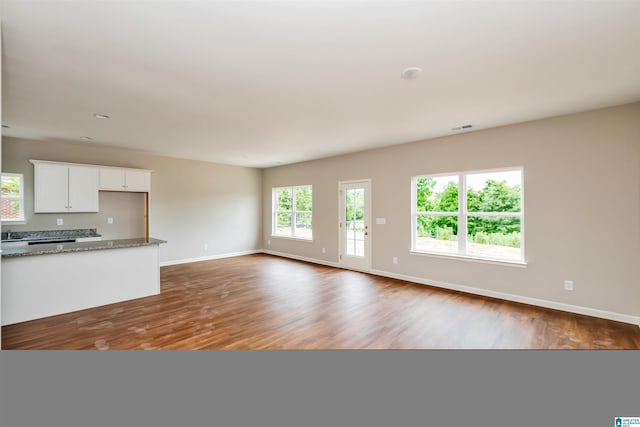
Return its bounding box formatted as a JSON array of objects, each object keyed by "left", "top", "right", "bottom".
[{"left": 2, "top": 254, "right": 639, "bottom": 349}]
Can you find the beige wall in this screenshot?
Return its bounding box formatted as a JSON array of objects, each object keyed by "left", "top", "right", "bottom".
[
  {"left": 263, "top": 103, "right": 640, "bottom": 319},
  {"left": 2, "top": 137, "right": 263, "bottom": 263}
]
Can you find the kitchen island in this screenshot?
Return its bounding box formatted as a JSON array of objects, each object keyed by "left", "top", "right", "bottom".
[{"left": 1, "top": 237, "right": 166, "bottom": 325}]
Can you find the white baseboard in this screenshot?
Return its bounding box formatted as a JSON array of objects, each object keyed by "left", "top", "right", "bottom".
[
  {"left": 259, "top": 249, "right": 640, "bottom": 326},
  {"left": 370, "top": 269, "right": 640, "bottom": 326},
  {"left": 160, "top": 250, "right": 262, "bottom": 267},
  {"left": 262, "top": 249, "right": 340, "bottom": 268}
]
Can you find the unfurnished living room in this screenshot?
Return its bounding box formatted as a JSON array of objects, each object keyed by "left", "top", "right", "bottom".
[{"left": 1, "top": 0, "right": 639, "bottom": 351}]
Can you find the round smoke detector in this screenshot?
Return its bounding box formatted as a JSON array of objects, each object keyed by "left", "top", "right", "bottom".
[{"left": 401, "top": 67, "right": 422, "bottom": 79}]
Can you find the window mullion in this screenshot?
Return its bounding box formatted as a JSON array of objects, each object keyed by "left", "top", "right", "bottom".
[
  {"left": 468, "top": 211, "right": 522, "bottom": 217},
  {"left": 415, "top": 211, "right": 459, "bottom": 216},
  {"left": 459, "top": 174, "right": 467, "bottom": 255},
  {"left": 291, "top": 189, "right": 297, "bottom": 237}
]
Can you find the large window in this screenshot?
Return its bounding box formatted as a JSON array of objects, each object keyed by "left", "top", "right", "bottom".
[
  {"left": 272, "top": 185, "right": 312, "bottom": 240},
  {"left": 412, "top": 168, "right": 523, "bottom": 263},
  {"left": 1, "top": 173, "right": 25, "bottom": 223}
]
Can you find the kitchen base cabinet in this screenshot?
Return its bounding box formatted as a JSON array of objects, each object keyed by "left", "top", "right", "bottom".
[{"left": 1, "top": 244, "right": 161, "bottom": 326}]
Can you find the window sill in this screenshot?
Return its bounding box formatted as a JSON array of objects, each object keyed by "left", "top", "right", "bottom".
[
  {"left": 409, "top": 250, "right": 527, "bottom": 268},
  {"left": 1, "top": 220, "right": 26, "bottom": 225},
  {"left": 271, "top": 235, "right": 314, "bottom": 243}
]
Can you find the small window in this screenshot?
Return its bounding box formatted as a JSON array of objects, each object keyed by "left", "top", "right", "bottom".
[
  {"left": 1, "top": 173, "right": 25, "bottom": 222},
  {"left": 412, "top": 168, "right": 523, "bottom": 263},
  {"left": 272, "top": 185, "right": 312, "bottom": 240}
]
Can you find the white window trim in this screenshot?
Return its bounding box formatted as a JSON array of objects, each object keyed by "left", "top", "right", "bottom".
[
  {"left": 411, "top": 167, "right": 525, "bottom": 264},
  {"left": 1, "top": 172, "right": 26, "bottom": 223},
  {"left": 272, "top": 185, "right": 313, "bottom": 241}
]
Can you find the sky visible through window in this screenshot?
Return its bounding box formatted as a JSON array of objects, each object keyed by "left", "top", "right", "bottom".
[{"left": 466, "top": 170, "right": 521, "bottom": 190}]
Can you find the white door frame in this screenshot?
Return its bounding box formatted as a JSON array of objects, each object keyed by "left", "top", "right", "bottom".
[{"left": 338, "top": 179, "right": 372, "bottom": 272}]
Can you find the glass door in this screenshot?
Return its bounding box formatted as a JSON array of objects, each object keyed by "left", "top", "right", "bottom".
[{"left": 339, "top": 180, "right": 371, "bottom": 271}]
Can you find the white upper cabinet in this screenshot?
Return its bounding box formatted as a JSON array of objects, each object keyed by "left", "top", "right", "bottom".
[
  {"left": 98, "top": 168, "right": 124, "bottom": 191},
  {"left": 31, "top": 160, "right": 152, "bottom": 214},
  {"left": 32, "top": 162, "right": 99, "bottom": 213},
  {"left": 122, "top": 170, "right": 150, "bottom": 192},
  {"left": 68, "top": 166, "right": 100, "bottom": 211},
  {"left": 34, "top": 163, "right": 68, "bottom": 212},
  {"left": 99, "top": 168, "right": 151, "bottom": 192}
]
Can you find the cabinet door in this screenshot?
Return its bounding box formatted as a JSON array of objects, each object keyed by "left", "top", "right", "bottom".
[
  {"left": 99, "top": 168, "right": 125, "bottom": 191},
  {"left": 68, "top": 166, "right": 99, "bottom": 212},
  {"left": 124, "top": 170, "right": 150, "bottom": 192},
  {"left": 34, "top": 163, "right": 69, "bottom": 212}
]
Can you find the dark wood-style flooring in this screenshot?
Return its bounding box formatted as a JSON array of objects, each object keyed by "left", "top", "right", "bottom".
[{"left": 2, "top": 254, "right": 639, "bottom": 349}]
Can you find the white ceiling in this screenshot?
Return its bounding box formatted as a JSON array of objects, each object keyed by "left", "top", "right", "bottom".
[{"left": 2, "top": 0, "right": 639, "bottom": 168}]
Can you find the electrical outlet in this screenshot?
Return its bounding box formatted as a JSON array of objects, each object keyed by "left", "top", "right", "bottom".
[
  {"left": 107, "top": 217, "right": 113, "bottom": 225},
  {"left": 267, "top": 239, "right": 271, "bottom": 246},
  {"left": 393, "top": 256, "right": 398, "bottom": 264},
  {"left": 564, "top": 280, "right": 574, "bottom": 291},
  {"left": 322, "top": 247, "right": 326, "bottom": 254},
  {"left": 56, "top": 218, "right": 63, "bottom": 226},
  {"left": 204, "top": 243, "right": 208, "bottom": 251}
]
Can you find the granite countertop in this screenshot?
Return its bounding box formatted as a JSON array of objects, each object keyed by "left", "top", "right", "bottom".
[
  {"left": 1, "top": 237, "right": 167, "bottom": 258},
  {"left": 1, "top": 228, "right": 101, "bottom": 243}
]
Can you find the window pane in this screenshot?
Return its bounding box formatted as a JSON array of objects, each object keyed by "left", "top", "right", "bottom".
[
  {"left": 345, "top": 188, "right": 364, "bottom": 222},
  {"left": 295, "top": 186, "right": 312, "bottom": 211},
  {"left": 344, "top": 187, "right": 365, "bottom": 257},
  {"left": 1, "top": 175, "right": 21, "bottom": 196},
  {"left": 467, "top": 170, "right": 521, "bottom": 213},
  {"left": 415, "top": 215, "right": 458, "bottom": 253},
  {"left": 1, "top": 198, "right": 22, "bottom": 219},
  {"left": 345, "top": 219, "right": 365, "bottom": 257},
  {"left": 275, "top": 188, "right": 292, "bottom": 211},
  {"left": 467, "top": 216, "right": 521, "bottom": 260},
  {"left": 276, "top": 212, "right": 292, "bottom": 236},
  {"left": 295, "top": 212, "right": 312, "bottom": 239},
  {"left": 416, "top": 176, "right": 458, "bottom": 213}
]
